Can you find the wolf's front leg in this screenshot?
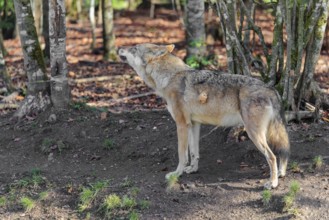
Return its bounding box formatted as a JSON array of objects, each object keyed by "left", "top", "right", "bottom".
[
  {"left": 184, "top": 123, "right": 200, "bottom": 174},
  {"left": 165, "top": 123, "right": 189, "bottom": 180}
]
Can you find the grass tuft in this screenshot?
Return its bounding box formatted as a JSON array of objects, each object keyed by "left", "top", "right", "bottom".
[
  {"left": 166, "top": 173, "right": 179, "bottom": 190},
  {"left": 20, "top": 197, "right": 35, "bottom": 212},
  {"left": 313, "top": 155, "right": 323, "bottom": 169},
  {"left": 261, "top": 189, "right": 272, "bottom": 206}
]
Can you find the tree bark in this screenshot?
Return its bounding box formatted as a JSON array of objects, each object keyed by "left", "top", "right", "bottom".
[
  {"left": 90, "top": 0, "right": 96, "bottom": 50},
  {"left": 43, "top": 0, "right": 50, "bottom": 61},
  {"left": 49, "top": 0, "right": 70, "bottom": 109},
  {"left": 102, "top": 0, "right": 117, "bottom": 61},
  {"left": 0, "top": 41, "right": 14, "bottom": 93},
  {"left": 185, "top": 0, "right": 206, "bottom": 58},
  {"left": 13, "top": 0, "right": 51, "bottom": 118}
]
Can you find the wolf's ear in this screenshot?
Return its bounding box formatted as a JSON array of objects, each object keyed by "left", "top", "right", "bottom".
[{"left": 166, "top": 44, "right": 175, "bottom": 53}]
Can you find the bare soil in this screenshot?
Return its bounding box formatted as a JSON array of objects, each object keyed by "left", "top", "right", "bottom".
[
  {"left": 1, "top": 8, "right": 329, "bottom": 220},
  {"left": 0, "top": 107, "right": 329, "bottom": 220}
]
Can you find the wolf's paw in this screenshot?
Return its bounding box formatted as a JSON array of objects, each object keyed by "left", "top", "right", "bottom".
[
  {"left": 165, "top": 171, "right": 182, "bottom": 180},
  {"left": 264, "top": 180, "right": 278, "bottom": 189},
  {"left": 278, "top": 170, "right": 286, "bottom": 178},
  {"left": 184, "top": 165, "right": 198, "bottom": 174}
]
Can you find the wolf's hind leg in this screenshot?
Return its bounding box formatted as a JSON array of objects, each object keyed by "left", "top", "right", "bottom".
[
  {"left": 246, "top": 128, "right": 279, "bottom": 189},
  {"left": 184, "top": 122, "right": 201, "bottom": 174}
]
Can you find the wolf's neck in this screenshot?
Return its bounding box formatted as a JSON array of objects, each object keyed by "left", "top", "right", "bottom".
[{"left": 145, "top": 54, "right": 191, "bottom": 93}]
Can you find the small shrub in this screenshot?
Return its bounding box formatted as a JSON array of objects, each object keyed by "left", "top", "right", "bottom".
[
  {"left": 20, "top": 197, "right": 35, "bottom": 212},
  {"left": 103, "top": 194, "right": 121, "bottom": 210},
  {"left": 262, "top": 189, "right": 272, "bottom": 206},
  {"left": 313, "top": 155, "right": 323, "bottom": 169},
  {"left": 289, "top": 161, "right": 301, "bottom": 173},
  {"left": 166, "top": 173, "right": 179, "bottom": 190},
  {"left": 139, "top": 200, "right": 150, "bottom": 209},
  {"left": 0, "top": 196, "right": 6, "bottom": 207},
  {"left": 103, "top": 138, "right": 115, "bottom": 150},
  {"left": 129, "top": 210, "right": 139, "bottom": 220}
]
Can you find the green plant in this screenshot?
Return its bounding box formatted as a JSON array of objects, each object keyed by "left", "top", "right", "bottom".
[
  {"left": 103, "top": 138, "right": 115, "bottom": 150},
  {"left": 103, "top": 194, "right": 121, "bottom": 210},
  {"left": 39, "top": 191, "right": 49, "bottom": 201},
  {"left": 129, "top": 187, "right": 140, "bottom": 197},
  {"left": 20, "top": 197, "right": 35, "bottom": 212},
  {"left": 122, "top": 196, "right": 137, "bottom": 209},
  {"left": 0, "top": 196, "right": 6, "bottom": 207},
  {"left": 289, "top": 161, "right": 301, "bottom": 173},
  {"left": 262, "top": 189, "right": 272, "bottom": 206},
  {"left": 78, "top": 180, "right": 108, "bottom": 212},
  {"left": 289, "top": 180, "right": 300, "bottom": 197},
  {"left": 122, "top": 177, "right": 134, "bottom": 188},
  {"left": 282, "top": 180, "right": 301, "bottom": 212},
  {"left": 166, "top": 173, "right": 179, "bottom": 190},
  {"left": 129, "top": 210, "right": 139, "bottom": 220},
  {"left": 139, "top": 200, "right": 150, "bottom": 210},
  {"left": 313, "top": 155, "right": 323, "bottom": 169},
  {"left": 186, "top": 55, "right": 213, "bottom": 69},
  {"left": 71, "top": 101, "right": 87, "bottom": 110}
]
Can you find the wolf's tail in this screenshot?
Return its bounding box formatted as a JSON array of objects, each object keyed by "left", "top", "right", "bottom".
[{"left": 267, "top": 114, "right": 290, "bottom": 162}]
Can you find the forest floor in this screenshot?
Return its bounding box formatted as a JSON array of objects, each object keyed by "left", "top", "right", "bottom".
[{"left": 1, "top": 8, "right": 329, "bottom": 220}]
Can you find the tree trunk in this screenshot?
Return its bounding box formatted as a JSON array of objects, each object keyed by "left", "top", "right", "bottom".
[
  {"left": 102, "top": 0, "right": 117, "bottom": 61},
  {"left": 43, "top": 0, "right": 50, "bottom": 61},
  {"left": 32, "top": 0, "right": 42, "bottom": 38},
  {"left": 90, "top": 0, "right": 96, "bottom": 50},
  {"left": 13, "top": 0, "right": 51, "bottom": 119},
  {"left": 49, "top": 0, "right": 70, "bottom": 109},
  {"left": 185, "top": 0, "right": 206, "bottom": 59},
  {"left": 0, "top": 41, "right": 14, "bottom": 93}
]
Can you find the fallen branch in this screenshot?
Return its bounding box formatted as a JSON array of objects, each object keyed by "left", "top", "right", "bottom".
[
  {"left": 71, "top": 75, "right": 133, "bottom": 84},
  {"left": 0, "top": 103, "right": 19, "bottom": 109},
  {"left": 285, "top": 111, "right": 314, "bottom": 122}
]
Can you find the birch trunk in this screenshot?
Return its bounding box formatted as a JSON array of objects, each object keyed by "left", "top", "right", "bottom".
[
  {"left": 49, "top": 0, "right": 70, "bottom": 109},
  {"left": 102, "top": 0, "right": 117, "bottom": 61},
  {"left": 90, "top": 0, "right": 96, "bottom": 50},
  {"left": 13, "top": 0, "right": 50, "bottom": 118},
  {"left": 43, "top": 0, "right": 50, "bottom": 60},
  {"left": 185, "top": 0, "right": 206, "bottom": 58}
]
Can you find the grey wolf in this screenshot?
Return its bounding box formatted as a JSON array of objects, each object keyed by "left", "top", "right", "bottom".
[{"left": 118, "top": 43, "right": 290, "bottom": 189}]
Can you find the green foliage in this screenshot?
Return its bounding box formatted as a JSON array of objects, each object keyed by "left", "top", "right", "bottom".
[
  {"left": 129, "top": 210, "right": 139, "bottom": 220},
  {"left": 186, "top": 55, "right": 213, "bottom": 69},
  {"left": 79, "top": 180, "right": 108, "bottom": 212},
  {"left": 189, "top": 39, "right": 206, "bottom": 48},
  {"left": 122, "top": 196, "right": 137, "bottom": 209},
  {"left": 71, "top": 101, "right": 87, "bottom": 110},
  {"left": 0, "top": 196, "right": 6, "bottom": 207},
  {"left": 139, "top": 200, "right": 150, "bottom": 210},
  {"left": 313, "top": 155, "right": 323, "bottom": 169},
  {"left": 103, "top": 138, "right": 115, "bottom": 150},
  {"left": 13, "top": 168, "right": 45, "bottom": 189},
  {"left": 262, "top": 189, "right": 272, "bottom": 206},
  {"left": 282, "top": 180, "right": 300, "bottom": 212},
  {"left": 20, "top": 197, "right": 35, "bottom": 212},
  {"left": 289, "top": 161, "right": 301, "bottom": 173},
  {"left": 166, "top": 173, "right": 179, "bottom": 190},
  {"left": 38, "top": 191, "right": 49, "bottom": 201},
  {"left": 103, "top": 194, "right": 121, "bottom": 210}
]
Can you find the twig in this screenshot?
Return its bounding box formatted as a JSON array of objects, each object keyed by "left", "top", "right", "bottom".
[
  {"left": 109, "top": 92, "right": 155, "bottom": 103},
  {"left": 71, "top": 75, "right": 133, "bottom": 84},
  {"left": 200, "top": 126, "right": 220, "bottom": 140},
  {"left": 0, "top": 103, "right": 19, "bottom": 109}
]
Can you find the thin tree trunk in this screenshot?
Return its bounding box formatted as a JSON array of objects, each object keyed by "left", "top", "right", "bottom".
[
  {"left": 90, "top": 0, "right": 96, "bottom": 50},
  {"left": 102, "top": 0, "right": 117, "bottom": 61},
  {"left": 97, "top": 0, "right": 103, "bottom": 25},
  {"left": 49, "top": 0, "right": 70, "bottom": 109},
  {"left": 43, "top": 0, "right": 50, "bottom": 61},
  {"left": 0, "top": 42, "right": 14, "bottom": 93},
  {"left": 13, "top": 0, "right": 51, "bottom": 118},
  {"left": 32, "top": 0, "right": 42, "bottom": 38},
  {"left": 185, "top": 0, "right": 206, "bottom": 58}
]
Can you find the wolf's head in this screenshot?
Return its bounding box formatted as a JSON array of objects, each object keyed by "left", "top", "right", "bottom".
[{"left": 118, "top": 43, "right": 175, "bottom": 70}]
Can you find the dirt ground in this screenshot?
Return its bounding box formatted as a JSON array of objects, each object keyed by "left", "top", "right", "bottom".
[
  {"left": 0, "top": 107, "right": 329, "bottom": 220},
  {"left": 1, "top": 8, "right": 329, "bottom": 220}
]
